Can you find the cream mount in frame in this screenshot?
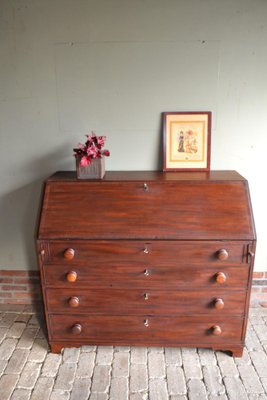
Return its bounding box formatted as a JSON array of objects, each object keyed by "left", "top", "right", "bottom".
[{"left": 162, "top": 111, "right": 211, "bottom": 171}]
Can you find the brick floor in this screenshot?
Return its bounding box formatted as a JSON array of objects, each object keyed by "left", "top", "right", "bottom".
[{"left": 0, "top": 306, "right": 267, "bottom": 399}]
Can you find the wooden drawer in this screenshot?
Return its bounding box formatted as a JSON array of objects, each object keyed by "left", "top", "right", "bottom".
[
  {"left": 43, "top": 263, "right": 249, "bottom": 289},
  {"left": 46, "top": 288, "right": 246, "bottom": 315},
  {"left": 40, "top": 240, "right": 248, "bottom": 265},
  {"left": 49, "top": 314, "right": 244, "bottom": 345}
]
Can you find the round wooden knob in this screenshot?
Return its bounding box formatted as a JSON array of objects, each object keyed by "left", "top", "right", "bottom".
[
  {"left": 215, "top": 272, "right": 227, "bottom": 284},
  {"left": 71, "top": 323, "right": 82, "bottom": 335},
  {"left": 63, "top": 248, "right": 75, "bottom": 260},
  {"left": 211, "top": 325, "right": 222, "bottom": 336},
  {"left": 68, "top": 296, "right": 80, "bottom": 307},
  {"left": 214, "top": 298, "right": 225, "bottom": 310},
  {"left": 66, "top": 271, "right": 77, "bottom": 283},
  {"left": 217, "top": 249, "right": 229, "bottom": 261}
]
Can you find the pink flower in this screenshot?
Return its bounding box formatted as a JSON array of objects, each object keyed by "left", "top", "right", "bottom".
[
  {"left": 73, "top": 131, "right": 110, "bottom": 166},
  {"left": 87, "top": 147, "right": 98, "bottom": 158},
  {"left": 80, "top": 156, "right": 92, "bottom": 166},
  {"left": 86, "top": 131, "right": 97, "bottom": 143},
  {"left": 96, "top": 136, "right": 106, "bottom": 147},
  {"left": 78, "top": 143, "right": 85, "bottom": 151}
]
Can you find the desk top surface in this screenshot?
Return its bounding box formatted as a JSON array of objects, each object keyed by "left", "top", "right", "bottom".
[{"left": 47, "top": 170, "right": 246, "bottom": 183}]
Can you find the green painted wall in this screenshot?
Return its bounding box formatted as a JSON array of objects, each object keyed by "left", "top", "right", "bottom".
[{"left": 0, "top": 0, "right": 266, "bottom": 270}]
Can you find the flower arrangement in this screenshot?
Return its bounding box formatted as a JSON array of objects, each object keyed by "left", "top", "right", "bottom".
[{"left": 73, "top": 132, "right": 110, "bottom": 167}]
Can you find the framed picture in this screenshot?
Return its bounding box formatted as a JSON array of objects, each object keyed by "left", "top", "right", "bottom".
[{"left": 162, "top": 111, "right": 211, "bottom": 171}]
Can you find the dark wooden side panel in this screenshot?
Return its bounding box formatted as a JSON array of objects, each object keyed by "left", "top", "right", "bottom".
[{"left": 38, "top": 179, "right": 255, "bottom": 240}]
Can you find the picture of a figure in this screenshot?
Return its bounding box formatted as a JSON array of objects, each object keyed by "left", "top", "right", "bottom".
[
  {"left": 178, "top": 130, "right": 198, "bottom": 154},
  {"left": 178, "top": 131, "right": 185, "bottom": 152},
  {"left": 185, "top": 130, "right": 198, "bottom": 153},
  {"left": 164, "top": 111, "right": 211, "bottom": 171}
]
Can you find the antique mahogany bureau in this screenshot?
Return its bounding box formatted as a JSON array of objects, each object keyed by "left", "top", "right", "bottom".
[{"left": 36, "top": 170, "right": 256, "bottom": 356}]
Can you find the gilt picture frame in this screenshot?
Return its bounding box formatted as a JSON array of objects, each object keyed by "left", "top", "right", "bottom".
[{"left": 162, "top": 111, "right": 211, "bottom": 171}]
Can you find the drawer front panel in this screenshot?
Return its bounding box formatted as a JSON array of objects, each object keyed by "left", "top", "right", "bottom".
[
  {"left": 46, "top": 288, "right": 246, "bottom": 315},
  {"left": 42, "top": 240, "right": 248, "bottom": 265},
  {"left": 49, "top": 314, "right": 244, "bottom": 344},
  {"left": 43, "top": 263, "right": 249, "bottom": 289}
]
